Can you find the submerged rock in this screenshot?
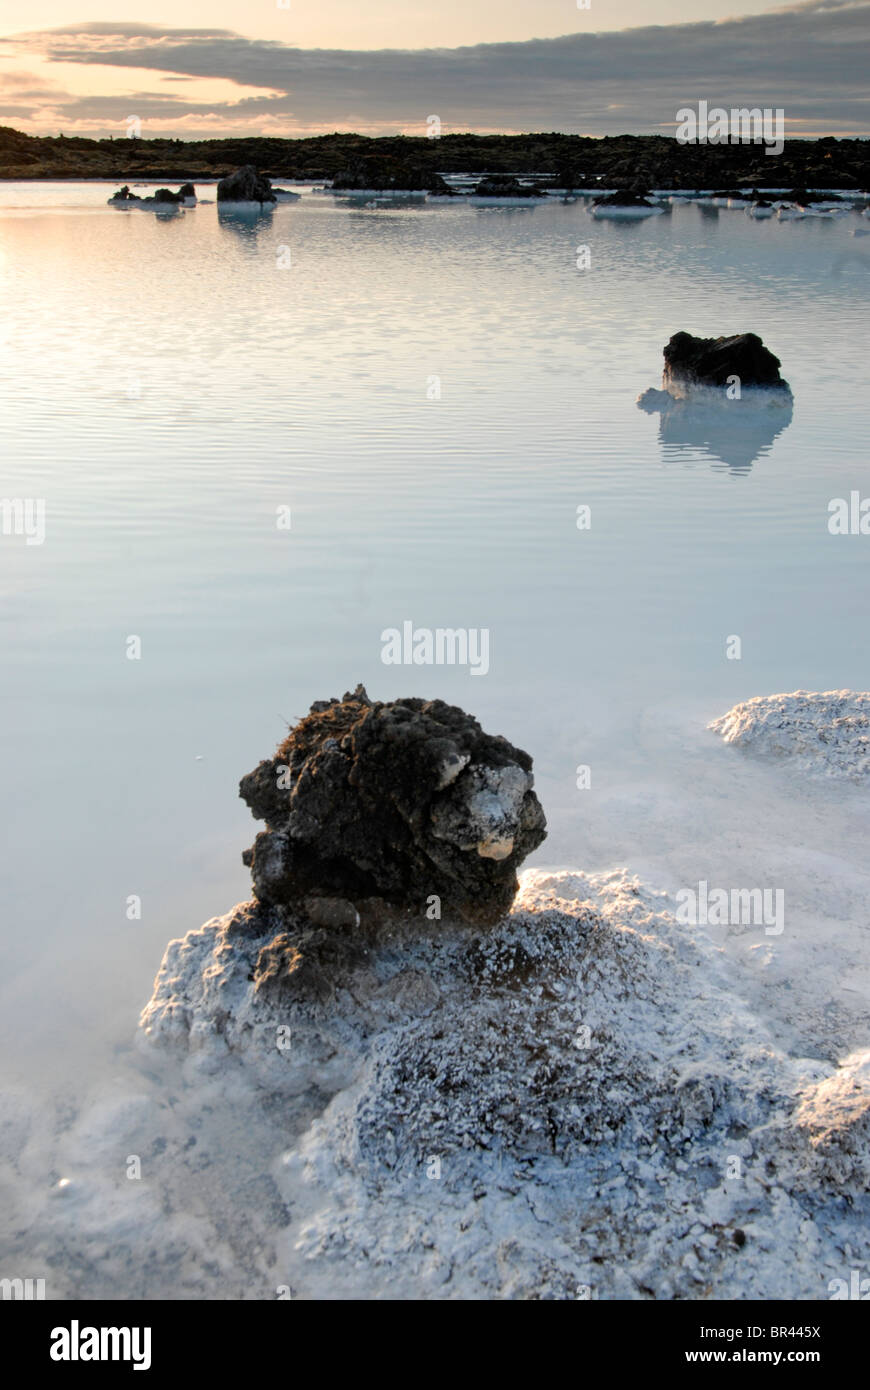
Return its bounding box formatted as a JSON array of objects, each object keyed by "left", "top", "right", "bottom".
[
  {"left": 239, "top": 685, "right": 547, "bottom": 926},
  {"left": 217, "top": 165, "right": 276, "bottom": 204},
  {"left": 662, "top": 331, "right": 790, "bottom": 393}
]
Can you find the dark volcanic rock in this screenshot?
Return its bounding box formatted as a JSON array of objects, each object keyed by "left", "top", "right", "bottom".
[
  {"left": 5, "top": 127, "right": 870, "bottom": 188},
  {"left": 787, "top": 188, "right": 842, "bottom": 206},
  {"left": 239, "top": 685, "right": 547, "bottom": 927},
  {"left": 217, "top": 165, "right": 276, "bottom": 203},
  {"left": 107, "top": 184, "right": 186, "bottom": 207},
  {"left": 662, "top": 331, "right": 790, "bottom": 392},
  {"left": 594, "top": 188, "right": 657, "bottom": 208}
]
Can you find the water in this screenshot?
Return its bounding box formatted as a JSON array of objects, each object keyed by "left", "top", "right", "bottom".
[{"left": 1, "top": 181, "right": 869, "bottom": 1090}]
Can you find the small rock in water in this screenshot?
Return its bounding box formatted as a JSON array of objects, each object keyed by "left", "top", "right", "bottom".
[
  {"left": 239, "top": 684, "right": 547, "bottom": 925},
  {"left": 107, "top": 183, "right": 190, "bottom": 208},
  {"left": 593, "top": 187, "right": 657, "bottom": 207},
  {"left": 662, "top": 330, "right": 791, "bottom": 394},
  {"left": 216, "top": 165, "right": 276, "bottom": 204}
]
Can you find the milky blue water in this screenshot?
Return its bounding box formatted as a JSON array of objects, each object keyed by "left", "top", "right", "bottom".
[{"left": 1, "top": 181, "right": 869, "bottom": 1081}]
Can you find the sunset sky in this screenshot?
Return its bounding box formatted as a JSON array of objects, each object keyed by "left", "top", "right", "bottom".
[{"left": 0, "top": 0, "right": 867, "bottom": 139}]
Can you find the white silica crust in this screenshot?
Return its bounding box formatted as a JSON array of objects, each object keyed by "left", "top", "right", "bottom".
[
  {"left": 710, "top": 690, "right": 870, "bottom": 781},
  {"left": 651, "top": 379, "right": 792, "bottom": 406},
  {"left": 134, "top": 866, "right": 870, "bottom": 1299},
  {"left": 429, "top": 762, "right": 532, "bottom": 860}
]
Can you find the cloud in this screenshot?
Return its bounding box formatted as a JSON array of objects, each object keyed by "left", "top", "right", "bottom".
[
  {"left": 0, "top": 69, "right": 60, "bottom": 95},
  {"left": 4, "top": 6, "right": 870, "bottom": 137}
]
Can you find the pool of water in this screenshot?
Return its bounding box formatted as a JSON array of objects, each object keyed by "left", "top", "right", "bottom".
[{"left": 1, "top": 181, "right": 869, "bottom": 1086}]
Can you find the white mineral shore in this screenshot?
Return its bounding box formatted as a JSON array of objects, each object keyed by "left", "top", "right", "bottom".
[
  {"left": 127, "top": 865, "right": 870, "bottom": 1299},
  {"left": 3, "top": 691, "right": 867, "bottom": 1300},
  {"left": 710, "top": 690, "right": 870, "bottom": 781}
]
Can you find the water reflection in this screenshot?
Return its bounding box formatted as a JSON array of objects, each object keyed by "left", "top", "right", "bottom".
[
  {"left": 217, "top": 205, "right": 275, "bottom": 243},
  {"left": 337, "top": 194, "right": 428, "bottom": 211},
  {"left": 830, "top": 241, "right": 870, "bottom": 278},
  {"left": 637, "top": 388, "right": 794, "bottom": 472}
]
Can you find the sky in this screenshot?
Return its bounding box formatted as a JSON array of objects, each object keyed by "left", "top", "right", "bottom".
[
  {"left": 0, "top": 0, "right": 868, "bottom": 139},
  {"left": 0, "top": 1, "right": 796, "bottom": 51}
]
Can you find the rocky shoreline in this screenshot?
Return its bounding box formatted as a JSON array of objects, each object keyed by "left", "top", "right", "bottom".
[
  {"left": 2, "top": 126, "right": 868, "bottom": 190},
  {"left": 137, "top": 864, "right": 869, "bottom": 1299},
  {"left": 124, "top": 687, "right": 870, "bottom": 1298}
]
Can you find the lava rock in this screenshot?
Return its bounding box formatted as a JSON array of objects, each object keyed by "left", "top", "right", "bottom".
[
  {"left": 593, "top": 188, "right": 657, "bottom": 208},
  {"left": 107, "top": 184, "right": 185, "bottom": 208},
  {"left": 217, "top": 165, "right": 276, "bottom": 204},
  {"left": 662, "top": 331, "right": 790, "bottom": 392},
  {"left": 787, "top": 188, "right": 842, "bottom": 206},
  {"left": 239, "top": 685, "right": 547, "bottom": 926}
]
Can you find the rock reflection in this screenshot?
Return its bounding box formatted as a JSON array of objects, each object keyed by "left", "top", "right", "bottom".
[{"left": 637, "top": 387, "right": 794, "bottom": 473}]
